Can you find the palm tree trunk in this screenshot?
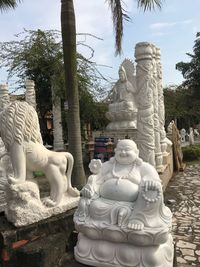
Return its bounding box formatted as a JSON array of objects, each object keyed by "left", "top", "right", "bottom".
[{"left": 61, "top": 0, "right": 86, "bottom": 188}]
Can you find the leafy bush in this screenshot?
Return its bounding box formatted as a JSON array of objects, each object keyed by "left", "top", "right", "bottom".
[
  {"left": 33, "top": 171, "right": 45, "bottom": 177},
  {"left": 182, "top": 144, "right": 200, "bottom": 161}
]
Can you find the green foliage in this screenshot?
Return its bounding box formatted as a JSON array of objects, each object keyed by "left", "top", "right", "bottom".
[
  {"left": 0, "top": 29, "right": 63, "bottom": 117},
  {"left": 164, "top": 85, "right": 200, "bottom": 129},
  {"left": 182, "top": 144, "right": 200, "bottom": 162},
  {"left": 0, "top": 29, "right": 110, "bottom": 139},
  {"left": 174, "top": 32, "right": 200, "bottom": 129},
  {"left": 176, "top": 32, "right": 200, "bottom": 97},
  {"left": 33, "top": 171, "right": 45, "bottom": 177}
]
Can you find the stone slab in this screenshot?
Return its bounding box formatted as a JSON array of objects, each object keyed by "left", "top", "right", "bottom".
[
  {"left": 160, "top": 146, "right": 173, "bottom": 191},
  {"left": 0, "top": 208, "right": 76, "bottom": 267}
]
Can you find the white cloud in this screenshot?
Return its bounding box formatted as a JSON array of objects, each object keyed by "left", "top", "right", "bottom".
[
  {"left": 150, "top": 19, "right": 193, "bottom": 30},
  {"left": 1, "top": 0, "right": 197, "bottom": 86}
]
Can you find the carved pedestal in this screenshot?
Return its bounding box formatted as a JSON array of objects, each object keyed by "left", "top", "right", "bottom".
[
  {"left": 0, "top": 209, "right": 76, "bottom": 267},
  {"left": 75, "top": 233, "right": 173, "bottom": 267},
  {"left": 5, "top": 178, "right": 79, "bottom": 227},
  {"left": 105, "top": 129, "right": 137, "bottom": 142}
]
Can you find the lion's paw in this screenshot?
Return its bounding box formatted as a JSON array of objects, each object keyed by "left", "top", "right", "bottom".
[
  {"left": 42, "top": 198, "right": 57, "bottom": 208},
  {"left": 7, "top": 176, "right": 24, "bottom": 185},
  {"left": 68, "top": 187, "right": 80, "bottom": 197}
]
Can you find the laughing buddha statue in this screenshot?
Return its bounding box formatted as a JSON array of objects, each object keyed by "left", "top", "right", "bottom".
[{"left": 74, "top": 139, "right": 174, "bottom": 267}]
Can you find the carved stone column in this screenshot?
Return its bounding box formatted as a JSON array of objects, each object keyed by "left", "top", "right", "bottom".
[
  {"left": 151, "top": 45, "right": 163, "bottom": 172},
  {"left": 25, "top": 80, "right": 36, "bottom": 110},
  {"left": 156, "top": 48, "right": 168, "bottom": 157},
  {"left": 135, "top": 42, "right": 155, "bottom": 166},
  {"left": 0, "top": 84, "right": 11, "bottom": 212},
  {"left": 52, "top": 90, "right": 64, "bottom": 151},
  {"left": 0, "top": 84, "right": 10, "bottom": 110}
]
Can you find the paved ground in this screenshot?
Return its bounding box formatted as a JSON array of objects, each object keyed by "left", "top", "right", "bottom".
[{"left": 165, "top": 164, "right": 200, "bottom": 266}]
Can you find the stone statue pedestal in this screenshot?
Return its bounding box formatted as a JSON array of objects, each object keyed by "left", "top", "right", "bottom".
[
  {"left": 0, "top": 209, "right": 76, "bottom": 267},
  {"left": 75, "top": 233, "right": 173, "bottom": 267},
  {"left": 5, "top": 178, "right": 79, "bottom": 227},
  {"left": 105, "top": 129, "right": 137, "bottom": 142},
  {"left": 106, "top": 110, "right": 137, "bottom": 131},
  {"left": 160, "top": 146, "right": 174, "bottom": 190}
]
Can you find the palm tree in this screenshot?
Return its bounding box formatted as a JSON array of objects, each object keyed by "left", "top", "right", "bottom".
[
  {"left": 107, "top": 0, "right": 162, "bottom": 55},
  {"left": 1, "top": 0, "right": 163, "bottom": 188},
  {"left": 0, "top": 0, "right": 21, "bottom": 11},
  {"left": 61, "top": 0, "right": 86, "bottom": 188},
  {"left": 60, "top": 0, "right": 162, "bottom": 188}
]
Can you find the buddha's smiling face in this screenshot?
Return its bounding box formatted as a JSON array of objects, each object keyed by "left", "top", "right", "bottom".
[{"left": 115, "top": 140, "right": 138, "bottom": 165}]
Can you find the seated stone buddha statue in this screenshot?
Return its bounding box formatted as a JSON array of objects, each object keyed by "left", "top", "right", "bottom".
[
  {"left": 74, "top": 139, "right": 174, "bottom": 267},
  {"left": 106, "top": 66, "right": 137, "bottom": 130}
]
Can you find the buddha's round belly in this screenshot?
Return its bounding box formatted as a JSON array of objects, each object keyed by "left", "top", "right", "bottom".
[{"left": 100, "top": 179, "right": 139, "bottom": 202}]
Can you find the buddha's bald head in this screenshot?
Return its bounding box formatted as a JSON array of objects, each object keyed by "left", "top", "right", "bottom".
[{"left": 115, "top": 139, "right": 139, "bottom": 164}]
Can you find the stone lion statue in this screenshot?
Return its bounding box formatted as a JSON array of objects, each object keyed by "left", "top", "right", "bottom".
[{"left": 0, "top": 101, "right": 79, "bottom": 206}]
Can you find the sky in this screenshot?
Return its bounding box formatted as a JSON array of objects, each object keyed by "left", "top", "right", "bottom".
[{"left": 0, "top": 0, "right": 200, "bottom": 91}]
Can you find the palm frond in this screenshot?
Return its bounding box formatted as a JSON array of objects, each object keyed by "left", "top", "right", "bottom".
[
  {"left": 137, "top": 0, "right": 162, "bottom": 11},
  {"left": 0, "top": 0, "right": 22, "bottom": 11},
  {"left": 106, "top": 0, "right": 131, "bottom": 56}
]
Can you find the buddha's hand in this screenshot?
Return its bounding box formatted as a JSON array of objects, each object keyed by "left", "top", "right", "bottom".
[
  {"left": 80, "top": 184, "right": 94, "bottom": 199},
  {"left": 142, "top": 180, "right": 162, "bottom": 203},
  {"left": 144, "top": 180, "right": 161, "bottom": 192}
]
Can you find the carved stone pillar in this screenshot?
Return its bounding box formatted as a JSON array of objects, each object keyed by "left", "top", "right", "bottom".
[
  {"left": 0, "top": 84, "right": 10, "bottom": 110},
  {"left": 0, "top": 84, "right": 11, "bottom": 212},
  {"left": 52, "top": 90, "right": 64, "bottom": 151},
  {"left": 135, "top": 42, "right": 155, "bottom": 166},
  {"left": 151, "top": 45, "right": 163, "bottom": 172},
  {"left": 156, "top": 48, "right": 168, "bottom": 157},
  {"left": 25, "top": 80, "right": 36, "bottom": 110}
]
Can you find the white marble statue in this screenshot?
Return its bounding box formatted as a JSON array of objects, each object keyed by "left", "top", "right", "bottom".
[
  {"left": 156, "top": 48, "right": 169, "bottom": 158},
  {"left": 194, "top": 128, "right": 199, "bottom": 136},
  {"left": 167, "top": 120, "right": 174, "bottom": 134},
  {"left": 0, "top": 100, "right": 79, "bottom": 226},
  {"left": 180, "top": 128, "right": 186, "bottom": 143},
  {"left": 106, "top": 59, "right": 137, "bottom": 130},
  {"left": 74, "top": 139, "right": 173, "bottom": 267},
  {"left": 189, "top": 127, "right": 194, "bottom": 145}
]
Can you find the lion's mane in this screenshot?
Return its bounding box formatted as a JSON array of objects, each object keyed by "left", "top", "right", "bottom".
[{"left": 0, "top": 101, "right": 43, "bottom": 149}]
